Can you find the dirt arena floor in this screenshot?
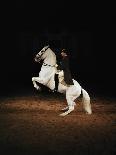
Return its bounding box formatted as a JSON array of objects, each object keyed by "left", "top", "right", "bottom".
[{"left": 0, "top": 92, "right": 116, "bottom": 155}]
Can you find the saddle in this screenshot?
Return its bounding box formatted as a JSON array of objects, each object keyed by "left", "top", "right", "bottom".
[
  {"left": 57, "top": 70, "right": 71, "bottom": 87},
  {"left": 60, "top": 79, "right": 71, "bottom": 87}
]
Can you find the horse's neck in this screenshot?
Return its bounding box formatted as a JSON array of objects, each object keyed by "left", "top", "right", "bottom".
[
  {"left": 44, "top": 49, "right": 56, "bottom": 66},
  {"left": 40, "top": 49, "right": 57, "bottom": 81}
]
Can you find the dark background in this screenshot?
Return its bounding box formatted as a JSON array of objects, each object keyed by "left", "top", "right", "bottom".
[{"left": 1, "top": 1, "right": 116, "bottom": 97}]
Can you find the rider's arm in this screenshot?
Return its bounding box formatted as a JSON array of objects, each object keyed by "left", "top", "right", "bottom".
[{"left": 55, "top": 64, "right": 58, "bottom": 67}]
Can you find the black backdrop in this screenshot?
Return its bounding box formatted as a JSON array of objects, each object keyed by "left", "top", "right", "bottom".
[{"left": 1, "top": 1, "right": 116, "bottom": 97}]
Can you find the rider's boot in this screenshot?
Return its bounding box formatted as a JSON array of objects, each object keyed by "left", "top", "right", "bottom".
[{"left": 52, "top": 74, "right": 59, "bottom": 93}]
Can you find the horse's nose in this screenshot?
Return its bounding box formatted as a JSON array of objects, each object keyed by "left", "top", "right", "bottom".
[
  {"left": 34, "top": 57, "right": 37, "bottom": 62},
  {"left": 34, "top": 56, "right": 40, "bottom": 62}
]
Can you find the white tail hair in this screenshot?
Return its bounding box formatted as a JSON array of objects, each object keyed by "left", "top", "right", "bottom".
[{"left": 81, "top": 88, "right": 92, "bottom": 114}]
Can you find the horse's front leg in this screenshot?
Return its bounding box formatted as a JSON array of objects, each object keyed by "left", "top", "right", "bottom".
[{"left": 32, "top": 77, "right": 42, "bottom": 90}]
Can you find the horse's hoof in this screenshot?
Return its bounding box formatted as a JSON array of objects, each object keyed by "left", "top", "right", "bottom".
[
  {"left": 38, "top": 88, "right": 42, "bottom": 91},
  {"left": 61, "top": 107, "right": 69, "bottom": 111},
  {"left": 86, "top": 111, "right": 92, "bottom": 115},
  {"left": 32, "top": 77, "right": 34, "bottom": 81},
  {"left": 59, "top": 107, "right": 74, "bottom": 116},
  {"left": 59, "top": 113, "right": 67, "bottom": 117},
  {"left": 35, "top": 86, "right": 41, "bottom": 91}
]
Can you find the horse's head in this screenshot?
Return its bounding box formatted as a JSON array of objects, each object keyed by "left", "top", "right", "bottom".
[{"left": 34, "top": 45, "right": 50, "bottom": 62}]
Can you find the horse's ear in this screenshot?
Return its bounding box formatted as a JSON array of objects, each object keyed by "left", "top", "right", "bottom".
[
  {"left": 44, "top": 45, "right": 48, "bottom": 47},
  {"left": 46, "top": 45, "right": 49, "bottom": 48},
  {"left": 44, "top": 45, "right": 50, "bottom": 50}
]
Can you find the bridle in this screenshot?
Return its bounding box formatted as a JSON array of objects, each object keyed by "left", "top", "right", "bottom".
[
  {"left": 43, "top": 62, "right": 56, "bottom": 67},
  {"left": 35, "top": 46, "right": 56, "bottom": 67}
]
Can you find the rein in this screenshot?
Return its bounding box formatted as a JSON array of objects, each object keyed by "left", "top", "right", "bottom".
[
  {"left": 43, "top": 62, "right": 56, "bottom": 67},
  {"left": 37, "top": 45, "right": 56, "bottom": 67}
]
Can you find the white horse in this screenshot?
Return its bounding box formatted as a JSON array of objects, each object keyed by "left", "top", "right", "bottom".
[{"left": 32, "top": 45, "right": 92, "bottom": 116}]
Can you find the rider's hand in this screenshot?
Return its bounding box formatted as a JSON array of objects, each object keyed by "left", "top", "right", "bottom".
[{"left": 55, "top": 64, "right": 58, "bottom": 67}]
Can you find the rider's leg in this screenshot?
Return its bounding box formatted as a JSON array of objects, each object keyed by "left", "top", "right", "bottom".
[{"left": 53, "top": 73, "right": 59, "bottom": 92}]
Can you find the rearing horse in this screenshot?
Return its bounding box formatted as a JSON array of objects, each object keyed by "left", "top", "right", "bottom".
[{"left": 32, "top": 45, "right": 92, "bottom": 116}]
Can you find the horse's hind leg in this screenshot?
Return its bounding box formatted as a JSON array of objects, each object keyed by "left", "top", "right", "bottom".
[
  {"left": 61, "top": 95, "right": 77, "bottom": 111},
  {"left": 60, "top": 86, "right": 81, "bottom": 116}
]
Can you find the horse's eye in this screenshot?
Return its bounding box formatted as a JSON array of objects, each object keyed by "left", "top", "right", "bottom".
[{"left": 41, "top": 51, "right": 44, "bottom": 54}]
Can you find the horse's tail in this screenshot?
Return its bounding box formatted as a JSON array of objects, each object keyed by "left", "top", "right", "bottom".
[{"left": 81, "top": 88, "right": 92, "bottom": 114}]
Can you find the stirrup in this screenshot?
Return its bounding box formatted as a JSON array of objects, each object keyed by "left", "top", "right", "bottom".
[{"left": 52, "top": 88, "right": 58, "bottom": 92}]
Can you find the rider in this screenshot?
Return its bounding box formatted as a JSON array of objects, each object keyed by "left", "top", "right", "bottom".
[{"left": 53, "top": 48, "right": 74, "bottom": 92}]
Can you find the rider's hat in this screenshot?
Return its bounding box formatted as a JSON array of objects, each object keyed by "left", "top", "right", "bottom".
[{"left": 61, "top": 48, "right": 70, "bottom": 55}]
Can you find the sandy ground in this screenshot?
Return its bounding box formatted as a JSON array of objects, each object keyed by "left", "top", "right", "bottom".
[{"left": 0, "top": 92, "right": 116, "bottom": 155}]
